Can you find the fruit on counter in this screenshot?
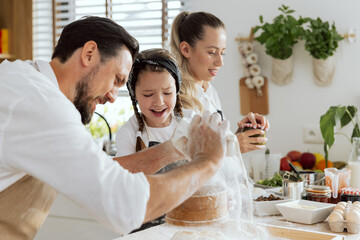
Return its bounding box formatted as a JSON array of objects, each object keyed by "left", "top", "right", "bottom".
[
  {"left": 283, "top": 150, "right": 345, "bottom": 171},
  {"left": 291, "top": 161, "right": 303, "bottom": 171},
  {"left": 299, "top": 152, "right": 316, "bottom": 169},
  {"left": 313, "top": 152, "right": 325, "bottom": 165},
  {"left": 313, "top": 169, "right": 324, "bottom": 174},
  {"left": 315, "top": 159, "right": 333, "bottom": 172},
  {"left": 280, "top": 156, "right": 291, "bottom": 171},
  {"left": 287, "top": 150, "right": 302, "bottom": 162},
  {"left": 332, "top": 161, "right": 347, "bottom": 170}
]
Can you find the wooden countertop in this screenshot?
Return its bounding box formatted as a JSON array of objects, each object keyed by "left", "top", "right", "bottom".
[{"left": 116, "top": 215, "right": 360, "bottom": 240}]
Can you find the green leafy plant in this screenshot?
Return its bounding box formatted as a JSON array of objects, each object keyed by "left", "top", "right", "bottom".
[
  {"left": 302, "top": 17, "right": 343, "bottom": 59},
  {"left": 320, "top": 106, "right": 360, "bottom": 166},
  {"left": 253, "top": 5, "right": 308, "bottom": 60},
  {"left": 256, "top": 173, "right": 283, "bottom": 187}
]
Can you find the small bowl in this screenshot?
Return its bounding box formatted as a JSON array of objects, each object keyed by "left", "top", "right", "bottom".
[
  {"left": 276, "top": 200, "right": 335, "bottom": 224},
  {"left": 253, "top": 194, "right": 291, "bottom": 216}
]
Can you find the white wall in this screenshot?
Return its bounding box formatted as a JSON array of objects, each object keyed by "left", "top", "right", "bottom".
[{"left": 187, "top": 0, "right": 360, "bottom": 161}]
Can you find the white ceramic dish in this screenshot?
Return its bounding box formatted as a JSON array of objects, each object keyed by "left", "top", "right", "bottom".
[
  {"left": 253, "top": 197, "right": 292, "bottom": 216},
  {"left": 266, "top": 187, "right": 282, "bottom": 196},
  {"left": 276, "top": 200, "right": 335, "bottom": 224}
]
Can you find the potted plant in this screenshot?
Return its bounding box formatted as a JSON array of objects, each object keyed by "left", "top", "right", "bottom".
[
  {"left": 253, "top": 5, "right": 308, "bottom": 85},
  {"left": 320, "top": 105, "right": 360, "bottom": 167},
  {"left": 302, "top": 17, "right": 344, "bottom": 86}
]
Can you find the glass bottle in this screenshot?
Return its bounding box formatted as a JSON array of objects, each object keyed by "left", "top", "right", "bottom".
[{"left": 348, "top": 137, "right": 360, "bottom": 188}]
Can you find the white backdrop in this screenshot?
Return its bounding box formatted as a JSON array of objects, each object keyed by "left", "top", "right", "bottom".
[{"left": 186, "top": 0, "right": 360, "bottom": 162}]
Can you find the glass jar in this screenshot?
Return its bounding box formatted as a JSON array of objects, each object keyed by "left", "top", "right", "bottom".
[
  {"left": 305, "top": 186, "right": 332, "bottom": 203},
  {"left": 348, "top": 137, "right": 360, "bottom": 188},
  {"left": 236, "top": 123, "right": 266, "bottom": 145},
  {"left": 325, "top": 168, "right": 351, "bottom": 204},
  {"left": 340, "top": 187, "right": 360, "bottom": 202}
]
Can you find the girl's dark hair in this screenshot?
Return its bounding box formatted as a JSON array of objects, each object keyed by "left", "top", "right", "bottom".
[
  {"left": 129, "top": 48, "right": 183, "bottom": 152},
  {"left": 52, "top": 16, "right": 139, "bottom": 63}
]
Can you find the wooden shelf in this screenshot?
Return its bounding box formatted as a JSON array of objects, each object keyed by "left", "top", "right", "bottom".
[
  {"left": 0, "top": 0, "right": 32, "bottom": 61},
  {"left": 0, "top": 53, "right": 12, "bottom": 59}
]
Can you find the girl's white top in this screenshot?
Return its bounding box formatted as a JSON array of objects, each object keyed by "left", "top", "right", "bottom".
[{"left": 115, "top": 109, "right": 195, "bottom": 157}]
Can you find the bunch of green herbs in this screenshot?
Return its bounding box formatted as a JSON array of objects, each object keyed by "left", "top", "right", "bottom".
[
  {"left": 302, "top": 17, "right": 343, "bottom": 59},
  {"left": 256, "top": 173, "right": 283, "bottom": 187},
  {"left": 253, "top": 5, "right": 308, "bottom": 60}
]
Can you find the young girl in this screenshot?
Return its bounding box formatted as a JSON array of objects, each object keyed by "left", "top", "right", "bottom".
[
  {"left": 170, "top": 11, "right": 270, "bottom": 153},
  {"left": 115, "top": 48, "right": 194, "bottom": 173}
]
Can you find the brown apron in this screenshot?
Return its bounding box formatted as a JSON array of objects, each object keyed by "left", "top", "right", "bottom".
[{"left": 0, "top": 174, "right": 57, "bottom": 240}]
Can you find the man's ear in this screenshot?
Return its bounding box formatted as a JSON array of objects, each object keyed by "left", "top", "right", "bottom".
[
  {"left": 179, "top": 41, "right": 191, "bottom": 59},
  {"left": 80, "top": 41, "right": 98, "bottom": 67}
]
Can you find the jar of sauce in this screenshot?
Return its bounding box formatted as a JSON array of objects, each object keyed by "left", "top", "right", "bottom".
[{"left": 306, "top": 185, "right": 332, "bottom": 203}]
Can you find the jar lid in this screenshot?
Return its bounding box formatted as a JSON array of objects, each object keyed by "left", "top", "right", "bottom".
[
  {"left": 340, "top": 187, "right": 360, "bottom": 195},
  {"left": 306, "top": 185, "right": 332, "bottom": 193}
]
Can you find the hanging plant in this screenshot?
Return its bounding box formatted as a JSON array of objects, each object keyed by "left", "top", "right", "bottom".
[
  {"left": 302, "top": 17, "right": 343, "bottom": 60},
  {"left": 253, "top": 5, "right": 308, "bottom": 60},
  {"left": 302, "top": 17, "right": 343, "bottom": 86},
  {"left": 253, "top": 5, "right": 308, "bottom": 85}
]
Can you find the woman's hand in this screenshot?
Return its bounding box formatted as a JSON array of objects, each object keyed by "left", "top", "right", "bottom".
[
  {"left": 236, "top": 129, "right": 267, "bottom": 153},
  {"left": 238, "top": 112, "right": 270, "bottom": 131},
  {"left": 236, "top": 112, "right": 269, "bottom": 153}
]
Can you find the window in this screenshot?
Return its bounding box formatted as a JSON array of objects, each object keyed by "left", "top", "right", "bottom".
[
  {"left": 33, "top": 0, "right": 187, "bottom": 58},
  {"left": 33, "top": 0, "right": 54, "bottom": 61},
  {"left": 32, "top": 0, "right": 186, "bottom": 142}
]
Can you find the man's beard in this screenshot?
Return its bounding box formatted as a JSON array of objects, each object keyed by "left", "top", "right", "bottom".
[{"left": 73, "top": 66, "right": 100, "bottom": 125}]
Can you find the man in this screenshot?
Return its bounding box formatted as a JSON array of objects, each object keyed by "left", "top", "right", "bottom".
[{"left": 0, "top": 16, "right": 228, "bottom": 239}]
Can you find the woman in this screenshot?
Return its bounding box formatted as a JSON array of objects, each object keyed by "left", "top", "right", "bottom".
[{"left": 170, "top": 11, "right": 270, "bottom": 153}]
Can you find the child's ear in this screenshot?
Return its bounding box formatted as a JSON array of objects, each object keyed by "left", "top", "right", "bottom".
[{"left": 179, "top": 41, "right": 191, "bottom": 59}]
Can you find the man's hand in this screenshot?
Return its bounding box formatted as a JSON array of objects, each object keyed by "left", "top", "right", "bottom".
[
  {"left": 186, "top": 112, "right": 228, "bottom": 168},
  {"left": 144, "top": 112, "right": 229, "bottom": 223}
]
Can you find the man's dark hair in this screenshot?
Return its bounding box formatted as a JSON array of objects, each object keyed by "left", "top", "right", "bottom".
[{"left": 52, "top": 16, "right": 139, "bottom": 63}]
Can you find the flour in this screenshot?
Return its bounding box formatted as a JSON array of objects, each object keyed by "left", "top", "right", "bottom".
[
  {"left": 171, "top": 230, "right": 227, "bottom": 240},
  {"left": 169, "top": 115, "right": 273, "bottom": 239}
]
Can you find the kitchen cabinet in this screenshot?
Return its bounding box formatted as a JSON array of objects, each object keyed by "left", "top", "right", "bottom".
[
  {"left": 34, "top": 194, "right": 120, "bottom": 240},
  {"left": 0, "top": 0, "right": 32, "bottom": 61}
]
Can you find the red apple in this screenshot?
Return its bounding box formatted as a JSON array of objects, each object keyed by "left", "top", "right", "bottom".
[
  {"left": 287, "top": 150, "right": 302, "bottom": 162},
  {"left": 299, "top": 152, "right": 316, "bottom": 169},
  {"left": 280, "top": 156, "right": 292, "bottom": 171}
]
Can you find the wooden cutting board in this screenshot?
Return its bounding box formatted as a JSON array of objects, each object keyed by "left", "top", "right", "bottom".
[
  {"left": 118, "top": 222, "right": 346, "bottom": 240},
  {"left": 239, "top": 76, "right": 269, "bottom": 115}
]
